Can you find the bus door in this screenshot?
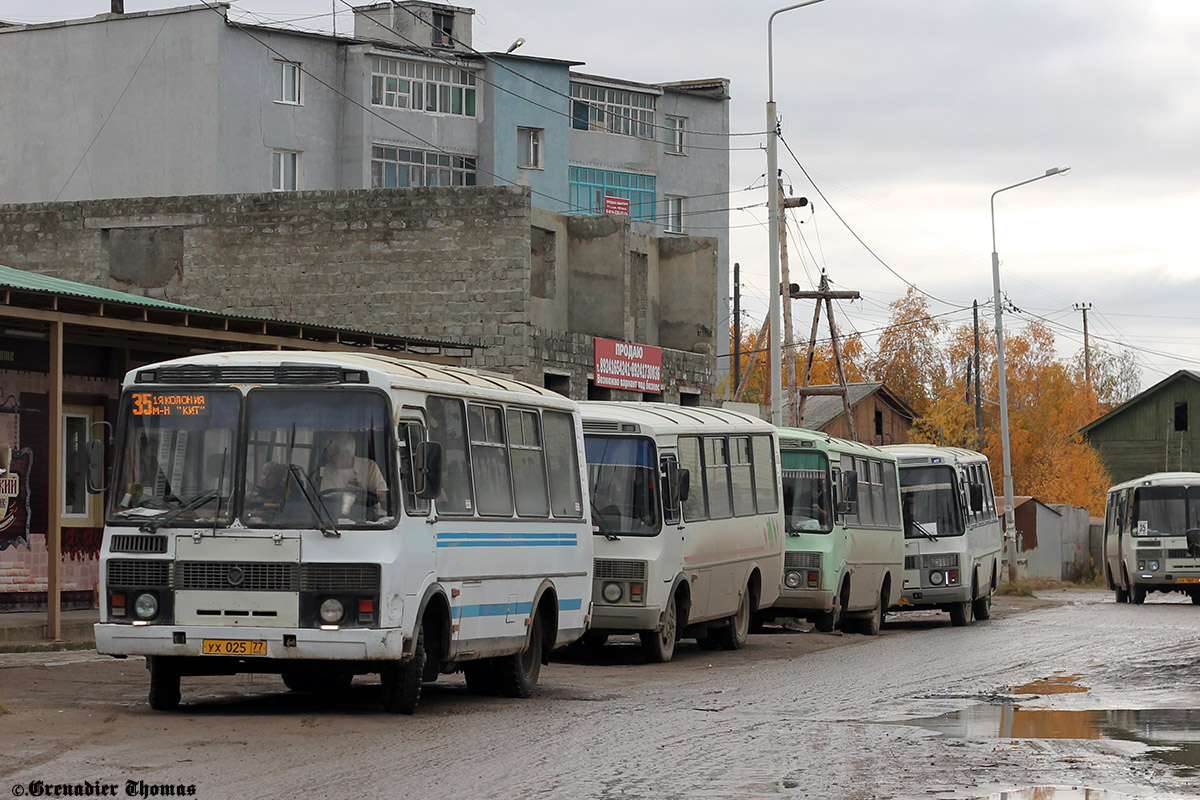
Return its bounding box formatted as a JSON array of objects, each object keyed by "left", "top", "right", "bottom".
[
  {"left": 658, "top": 451, "right": 686, "bottom": 595},
  {"left": 397, "top": 417, "right": 437, "bottom": 628},
  {"left": 1104, "top": 491, "right": 1121, "bottom": 587}
]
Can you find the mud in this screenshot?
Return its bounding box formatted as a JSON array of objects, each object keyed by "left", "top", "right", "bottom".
[{"left": 1, "top": 590, "right": 1198, "bottom": 800}]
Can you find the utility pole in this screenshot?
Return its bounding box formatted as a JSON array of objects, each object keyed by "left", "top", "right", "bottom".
[
  {"left": 732, "top": 263, "right": 741, "bottom": 393},
  {"left": 792, "top": 273, "right": 860, "bottom": 439},
  {"left": 973, "top": 300, "right": 982, "bottom": 450},
  {"left": 779, "top": 193, "right": 809, "bottom": 426},
  {"left": 1074, "top": 302, "right": 1093, "bottom": 389}
]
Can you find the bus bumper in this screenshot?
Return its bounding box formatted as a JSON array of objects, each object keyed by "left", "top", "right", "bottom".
[
  {"left": 770, "top": 587, "right": 834, "bottom": 613},
  {"left": 589, "top": 605, "right": 661, "bottom": 633},
  {"left": 895, "top": 585, "right": 970, "bottom": 609},
  {"left": 95, "top": 623, "right": 408, "bottom": 662}
]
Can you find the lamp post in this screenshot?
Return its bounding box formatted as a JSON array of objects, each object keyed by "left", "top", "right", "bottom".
[
  {"left": 991, "top": 164, "right": 1070, "bottom": 580},
  {"left": 767, "top": 0, "right": 829, "bottom": 426}
]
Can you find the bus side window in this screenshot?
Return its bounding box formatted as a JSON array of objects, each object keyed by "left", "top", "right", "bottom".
[
  {"left": 507, "top": 408, "right": 550, "bottom": 518},
  {"left": 398, "top": 421, "right": 430, "bottom": 516},
  {"left": 427, "top": 395, "right": 473, "bottom": 515},
  {"left": 839, "top": 454, "right": 858, "bottom": 524},
  {"left": 881, "top": 461, "right": 900, "bottom": 528},
  {"left": 751, "top": 434, "right": 778, "bottom": 514},
  {"left": 679, "top": 435, "right": 707, "bottom": 522},
  {"left": 543, "top": 410, "right": 583, "bottom": 518},
  {"left": 661, "top": 454, "right": 682, "bottom": 526}
]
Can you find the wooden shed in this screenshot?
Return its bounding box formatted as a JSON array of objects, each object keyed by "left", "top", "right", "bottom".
[
  {"left": 1080, "top": 370, "right": 1200, "bottom": 485},
  {"left": 798, "top": 382, "right": 915, "bottom": 445}
]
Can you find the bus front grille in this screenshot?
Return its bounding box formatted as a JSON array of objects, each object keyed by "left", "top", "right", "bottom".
[
  {"left": 594, "top": 559, "right": 646, "bottom": 581},
  {"left": 785, "top": 552, "right": 821, "bottom": 570},
  {"left": 176, "top": 561, "right": 299, "bottom": 592},
  {"left": 108, "top": 559, "right": 171, "bottom": 588},
  {"left": 301, "top": 563, "right": 381, "bottom": 591},
  {"left": 923, "top": 553, "right": 959, "bottom": 569},
  {"left": 111, "top": 535, "right": 169, "bottom": 554}
]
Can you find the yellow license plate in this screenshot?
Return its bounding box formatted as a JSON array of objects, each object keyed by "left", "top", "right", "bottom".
[
  {"left": 202, "top": 639, "right": 267, "bottom": 656},
  {"left": 1177, "top": 577, "right": 1200, "bottom": 584}
]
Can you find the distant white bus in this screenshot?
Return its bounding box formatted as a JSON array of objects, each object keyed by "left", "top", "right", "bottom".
[
  {"left": 883, "top": 445, "right": 1002, "bottom": 626},
  {"left": 761, "top": 428, "right": 903, "bottom": 634},
  {"left": 1103, "top": 472, "right": 1200, "bottom": 604},
  {"left": 93, "top": 351, "right": 592, "bottom": 712},
  {"left": 578, "top": 402, "right": 784, "bottom": 662}
]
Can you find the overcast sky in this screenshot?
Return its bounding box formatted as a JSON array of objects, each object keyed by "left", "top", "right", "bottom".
[{"left": 7, "top": 0, "right": 1200, "bottom": 388}]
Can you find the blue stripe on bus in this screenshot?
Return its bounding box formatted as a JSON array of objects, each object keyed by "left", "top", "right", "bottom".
[
  {"left": 454, "top": 598, "right": 584, "bottom": 618},
  {"left": 436, "top": 532, "right": 578, "bottom": 547}
]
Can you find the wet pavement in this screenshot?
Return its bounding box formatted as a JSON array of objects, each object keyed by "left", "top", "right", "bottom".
[{"left": 2, "top": 589, "right": 1199, "bottom": 799}]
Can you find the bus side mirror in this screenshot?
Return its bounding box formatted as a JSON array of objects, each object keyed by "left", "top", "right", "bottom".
[
  {"left": 677, "top": 468, "right": 691, "bottom": 504},
  {"left": 969, "top": 483, "right": 985, "bottom": 512},
  {"left": 662, "top": 461, "right": 682, "bottom": 509},
  {"left": 86, "top": 439, "right": 106, "bottom": 494},
  {"left": 837, "top": 470, "right": 858, "bottom": 515},
  {"left": 1187, "top": 528, "right": 1200, "bottom": 558},
  {"left": 412, "top": 441, "right": 442, "bottom": 500}
]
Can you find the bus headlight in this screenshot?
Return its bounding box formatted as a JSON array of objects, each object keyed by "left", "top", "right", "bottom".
[
  {"left": 602, "top": 582, "right": 623, "bottom": 603},
  {"left": 1148, "top": 560, "right": 1159, "bottom": 571},
  {"left": 929, "top": 571, "right": 945, "bottom": 586},
  {"left": 134, "top": 592, "right": 158, "bottom": 620},
  {"left": 319, "top": 598, "right": 345, "bottom": 624},
  {"left": 784, "top": 571, "right": 803, "bottom": 589}
]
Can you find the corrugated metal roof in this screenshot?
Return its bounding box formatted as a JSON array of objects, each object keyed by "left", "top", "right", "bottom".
[
  {"left": 0, "top": 263, "right": 201, "bottom": 311},
  {"left": 0, "top": 263, "right": 473, "bottom": 351}
]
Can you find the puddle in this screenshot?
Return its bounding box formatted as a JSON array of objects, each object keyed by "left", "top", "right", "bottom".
[
  {"left": 1014, "top": 673, "right": 1090, "bottom": 695},
  {"left": 971, "top": 789, "right": 1128, "bottom": 800},
  {"left": 892, "top": 705, "right": 1200, "bottom": 776}
]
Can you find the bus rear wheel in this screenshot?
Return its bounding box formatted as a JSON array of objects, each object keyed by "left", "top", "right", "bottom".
[
  {"left": 640, "top": 593, "right": 678, "bottom": 663},
  {"left": 971, "top": 576, "right": 992, "bottom": 621},
  {"left": 716, "top": 584, "right": 752, "bottom": 651},
  {"left": 857, "top": 586, "right": 885, "bottom": 636},
  {"left": 1114, "top": 585, "right": 1129, "bottom": 603},
  {"left": 496, "top": 613, "right": 543, "bottom": 698}
]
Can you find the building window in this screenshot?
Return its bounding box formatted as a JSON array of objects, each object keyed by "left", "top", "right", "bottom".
[
  {"left": 568, "top": 166, "right": 656, "bottom": 221},
  {"left": 371, "top": 56, "right": 476, "bottom": 116},
  {"left": 62, "top": 412, "right": 90, "bottom": 519},
  {"left": 275, "top": 60, "right": 301, "bottom": 105},
  {"left": 570, "top": 82, "right": 656, "bottom": 139},
  {"left": 371, "top": 145, "right": 476, "bottom": 187},
  {"left": 432, "top": 11, "right": 454, "bottom": 47},
  {"left": 664, "top": 115, "right": 686, "bottom": 154},
  {"left": 518, "top": 127, "right": 543, "bottom": 169},
  {"left": 875, "top": 410, "right": 884, "bottom": 441},
  {"left": 664, "top": 196, "right": 684, "bottom": 233},
  {"left": 1176, "top": 402, "right": 1188, "bottom": 432},
  {"left": 272, "top": 150, "right": 298, "bottom": 191}
]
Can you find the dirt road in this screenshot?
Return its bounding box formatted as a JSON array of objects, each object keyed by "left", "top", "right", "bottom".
[{"left": 2, "top": 590, "right": 1197, "bottom": 800}]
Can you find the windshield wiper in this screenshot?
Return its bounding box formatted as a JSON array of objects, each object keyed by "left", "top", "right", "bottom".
[
  {"left": 911, "top": 520, "right": 939, "bottom": 542},
  {"left": 139, "top": 490, "right": 219, "bottom": 533},
  {"left": 288, "top": 464, "right": 340, "bottom": 538},
  {"left": 590, "top": 498, "right": 620, "bottom": 541}
]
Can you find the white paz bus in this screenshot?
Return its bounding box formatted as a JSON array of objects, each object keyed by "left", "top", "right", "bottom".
[
  {"left": 577, "top": 402, "right": 784, "bottom": 662},
  {"left": 92, "top": 351, "right": 592, "bottom": 712},
  {"left": 883, "top": 445, "right": 1002, "bottom": 626},
  {"left": 1104, "top": 472, "right": 1200, "bottom": 604}
]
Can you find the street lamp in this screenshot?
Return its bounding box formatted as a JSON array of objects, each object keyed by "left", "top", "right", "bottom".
[
  {"left": 767, "top": 0, "right": 830, "bottom": 426},
  {"left": 991, "top": 164, "right": 1070, "bottom": 580}
]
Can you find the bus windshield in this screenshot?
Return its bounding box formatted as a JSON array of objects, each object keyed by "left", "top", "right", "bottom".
[
  {"left": 899, "top": 465, "right": 964, "bottom": 538},
  {"left": 243, "top": 390, "right": 395, "bottom": 528},
  {"left": 584, "top": 436, "right": 661, "bottom": 536},
  {"left": 781, "top": 450, "right": 831, "bottom": 533},
  {"left": 109, "top": 390, "right": 239, "bottom": 526},
  {"left": 1133, "top": 485, "right": 1200, "bottom": 536}
]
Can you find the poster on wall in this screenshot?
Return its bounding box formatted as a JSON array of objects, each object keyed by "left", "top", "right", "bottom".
[
  {"left": 594, "top": 337, "right": 663, "bottom": 394},
  {"left": 0, "top": 447, "right": 32, "bottom": 550}
]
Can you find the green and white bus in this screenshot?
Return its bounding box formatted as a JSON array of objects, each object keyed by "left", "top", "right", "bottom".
[
  {"left": 1103, "top": 472, "right": 1200, "bottom": 604},
  {"left": 884, "top": 444, "right": 1002, "bottom": 626},
  {"left": 760, "top": 428, "right": 903, "bottom": 635}
]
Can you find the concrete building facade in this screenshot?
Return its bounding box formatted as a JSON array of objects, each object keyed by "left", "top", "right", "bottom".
[{"left": 0, "top": 1, "right": 733, "bottom": 379}]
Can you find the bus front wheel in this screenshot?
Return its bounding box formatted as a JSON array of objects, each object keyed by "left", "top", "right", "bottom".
[
  {"left": 814, "top": 592, "right": 841, "bottom": 633},
  {"left": 948, "top": 600, "right": 973, "bottom": 627},
  {"left": 1130, "top": 584, "right": 1147, "bottom": 605},
  {"left": 147, "top": 656, "right": 181, "bottom": 711},
  {"left": 640, "top": 593, "right": 679, "bottom": 663},
  {"left": 381, "top": 624, "right": 426, "bottom": 714}
]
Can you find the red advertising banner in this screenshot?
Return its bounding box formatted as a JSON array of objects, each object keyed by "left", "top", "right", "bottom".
[
  {"left": 594, "top": 338, "right": 663, "bottom": 394},
  {"left": 603, "top": 195, "right": 630, "bottom": 216}
]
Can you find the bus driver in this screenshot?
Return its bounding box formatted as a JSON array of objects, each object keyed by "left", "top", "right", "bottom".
[{"left": 320, "top": 433, "right": 389, "bottom": 516}]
